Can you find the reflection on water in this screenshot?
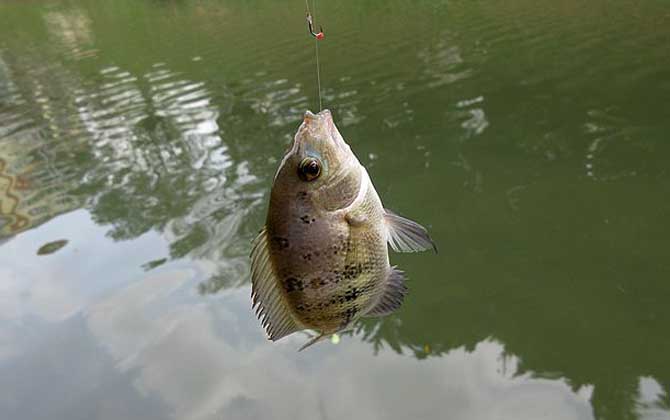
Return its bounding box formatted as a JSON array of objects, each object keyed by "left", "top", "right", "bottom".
[
  {"left": 418, "top": 34, "right": 471, "bottom": 89},
  {"left": 0, "top": 56, "right": 84, "bottom": 238},
  {"left": 636, "top": 377, "right": 670, "bottom": 420},
  {"left": 44, "top": 9, "right": 98, "bottom": 60},
  {"left": 456, "top": 95, "right": 489, "bottom": 138},
  {"left": 36, "top": 239, "right": 69, "bottom": 255},
  {"left": 70, "top": 280, "right": 599, "bottom": 420},
  {"left": 1, "top": 222, "right": 598, "bottom": 420},
  {"left": 74, "top": 61, "right": 263, "bottom": 289},
  {"left": 1, "top": 38, "right": 265, "bottom": 290},
  {"left": 1, "top": 0, "right": 670, "bottom": 419}
]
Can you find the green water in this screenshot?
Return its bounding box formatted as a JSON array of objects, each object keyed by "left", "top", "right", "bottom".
[{"left": 1, "top": 1, "right": 669, "bottom": 419}]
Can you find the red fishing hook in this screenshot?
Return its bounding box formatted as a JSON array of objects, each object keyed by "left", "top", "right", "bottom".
[{"left": 306, "top": 13, "right": 324, "bottom": 40}]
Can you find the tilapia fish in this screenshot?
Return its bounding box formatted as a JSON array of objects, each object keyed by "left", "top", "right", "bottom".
[{"left": 250, "top": 109, "right": 435, "bottom": 350}]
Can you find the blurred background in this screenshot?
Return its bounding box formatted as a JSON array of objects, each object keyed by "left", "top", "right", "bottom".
[{"left": 1, "top": 1, "right": 669, "bottom": 419}]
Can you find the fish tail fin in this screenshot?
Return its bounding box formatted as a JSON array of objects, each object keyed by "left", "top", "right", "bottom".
[{"left": 298, "top": 332, "right": 330, "bottom": 352}]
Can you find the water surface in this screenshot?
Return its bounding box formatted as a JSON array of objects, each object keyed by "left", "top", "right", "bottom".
[{"left": 1, "top": 1, "right": 669, "bottom": 419}]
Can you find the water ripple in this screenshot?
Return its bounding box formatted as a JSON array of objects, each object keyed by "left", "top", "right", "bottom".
[{"left": 43, "top": 9, "right": 98, "bottom": 60}]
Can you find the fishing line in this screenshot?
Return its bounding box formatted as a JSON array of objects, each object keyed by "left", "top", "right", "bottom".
[{"left": 305, "top": 0, "right": 323, "bottom": 111}]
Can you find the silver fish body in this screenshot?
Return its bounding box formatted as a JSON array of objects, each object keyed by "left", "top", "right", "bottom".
[{"left": 251, "top": 109, "right": 435, "bottom": 350}]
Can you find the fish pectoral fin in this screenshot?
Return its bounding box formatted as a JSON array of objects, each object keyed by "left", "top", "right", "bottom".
[
  {"left": 384, "top": 209, "right": 437, "bottom": 253},
  {"left": 366, "top": 267, "right": 408, "bottom": 317},
  {"left": 250, "top": 228, "right": 301, "bottom": 341}
]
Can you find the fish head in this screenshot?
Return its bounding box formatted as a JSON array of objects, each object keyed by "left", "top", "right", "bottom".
[{"left": 272, "top": 109, "right": 362, "bottom": 210}]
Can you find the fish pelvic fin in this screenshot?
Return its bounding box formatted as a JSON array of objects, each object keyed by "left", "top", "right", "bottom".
[
  {"left": 298, "top": 332, "right": 330, "bottom": 352},
  {"left": 250, "top": 227, "right": 301, "bottom": 341},
  {"left": 384, "top": 209, "right": 437, "bottom": 253},
  {"left": 365, "top": 267, "right": 408, "bottom": 317}
]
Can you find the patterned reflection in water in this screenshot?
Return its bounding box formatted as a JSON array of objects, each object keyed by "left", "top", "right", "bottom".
[
  {"left": 74, "top": 63, "right": 263, "bottom": 289},
  {"left": 321, "top": 81, "right": 365, "bottom": 127},
  {"left": 78, "top": 268, "right": 595, "bottom": 420},
  {"left": 0, "top": 57, "right": 31, "bottom": 137},
  {"left": 43, "top": 9, "right": 98, "bottom": 60},
  {"left": 241, "top": 73, "right": 309, "bottom": 127},
  {"left": 455, "top": 95, "right": 489, "bottom": 139},
  {"left": 0, "top": 54, "right": 86, "bottom": 238},
  {"left": 581, "top": 108, "right": 652, "bottom": 181},
  {"left": 0, "top": 45, "right": 266, "bottom": 290},
  {"left": 418, "top": 34, "right": 472, "bottom": 89}
]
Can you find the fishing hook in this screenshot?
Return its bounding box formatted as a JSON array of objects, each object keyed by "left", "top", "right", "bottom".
[{"left": 306, "top": 13, "right": 324, "bottom": 40}]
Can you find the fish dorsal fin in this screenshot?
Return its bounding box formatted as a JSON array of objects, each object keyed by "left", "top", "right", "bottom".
[
  {"left": 366, "top": 267, "right": 408, "bottom": 317},
  {"left": 250, "top": 228, "right": 301, "bottom": 341},
  {"left": 384, "top": 209, "right": 437, "bottom": 253}
]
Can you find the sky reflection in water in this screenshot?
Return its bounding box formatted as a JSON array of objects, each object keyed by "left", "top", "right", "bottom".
[{"left": 0, "top": 211, "right": 597, "bottom": 420}]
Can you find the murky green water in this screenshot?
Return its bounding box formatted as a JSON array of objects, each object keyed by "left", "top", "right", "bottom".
[{"left": 1, "top": 1, "right": 669, "bottom": 419}]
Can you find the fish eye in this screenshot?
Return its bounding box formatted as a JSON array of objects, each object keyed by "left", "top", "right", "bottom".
[{"left": 298, "top": 157, "right": 321, "bottom": 182}]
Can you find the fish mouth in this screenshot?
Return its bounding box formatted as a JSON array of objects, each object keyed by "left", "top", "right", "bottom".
[
  {"left": 297, "top": 109, "right": 335, "bottom": 144},
  {"left": 303, "top": 109, "right": 332, "bottom": 124},
  {"left": 302, "top": 109, "right": 333, "bottom": 134},
  {"left": 294, "top": 108, "right": 350, "bottom": 158}
]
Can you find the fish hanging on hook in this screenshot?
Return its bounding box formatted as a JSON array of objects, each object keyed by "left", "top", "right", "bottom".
[
  {"left": 306, "top": 13, "right": 324, "bottom": 40},
  {"left": 249, "top": 110, "right": 437, "bottom": 351}
]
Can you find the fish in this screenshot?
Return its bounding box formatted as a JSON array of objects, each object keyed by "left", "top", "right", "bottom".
[{"left": 250, "top": 109, "right": 435, "bottom": 350}]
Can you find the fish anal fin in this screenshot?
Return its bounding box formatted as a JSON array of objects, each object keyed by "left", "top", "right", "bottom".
[
  {"left": 298, "top": 332, "right": 330, "bottom": 351},
  {"left": 250, "top": 228, "right": 302, "bottom": 341},
  {"left": 365, "top": 267, "right": 408, "bottom": 317},
  {"left": 384, "top": 209, "right": 437, "bottom": 253}
]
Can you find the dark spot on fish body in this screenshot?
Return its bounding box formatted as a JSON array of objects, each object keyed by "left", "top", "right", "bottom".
[
  {"left": 300, "top": 215, "right": 311, "bottom": 224},
  {"left": 327, "top": 243, "right": 342, "bottom": 256},
  {"left": 271, "top": 236, "right": 289, "bottom": 250},
  {"left": 331, "top": 270, "right": 344, "bottom": 284},
  {"left": 344, "top": 287, "right": 363, "bottom": 302},
  {"left": 302, "top": 247, "right": 327, "bottom": 262},
  {"left": 284, "top": 277, "right": 304, "bottom": 293},
  {"left": 295, "top": 302, "right": 313, "bottom": 313},
  {"left": 343, "top": 263, "right": 364, "bottom": 280},
  {"left": 310, "top": 277, "right": 328, "bottom": 289},
  {"left": 341, "top": 307, "right": 359, "bottom": 326},
  {"left": 297, "top": 191, "right": 308, "bottom": 200},
  {"left": 360, "top": 260, "right": 376, "bottom": 274},
  {"left": 309, "top": 277, "right": 325, "bottom": 289}
]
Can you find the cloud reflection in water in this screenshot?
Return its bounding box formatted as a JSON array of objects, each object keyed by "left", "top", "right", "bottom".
[{"left": 83, "top": 268, "right": 596, "bottom": 420}]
